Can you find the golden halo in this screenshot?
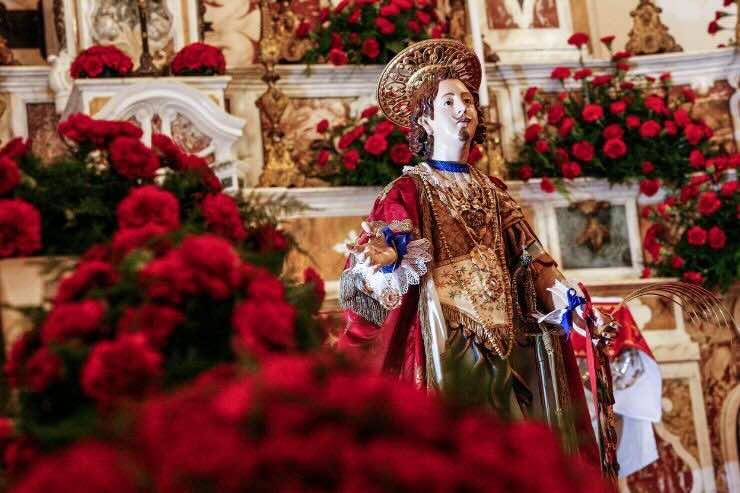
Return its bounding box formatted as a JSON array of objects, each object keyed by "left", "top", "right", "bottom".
[{"left": 376, "top": 39, "right": 482, "bottom": 128}]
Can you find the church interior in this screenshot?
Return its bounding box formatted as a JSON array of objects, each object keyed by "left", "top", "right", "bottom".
[{"left": 0, "top": 0, "right": 737, "bottom": 491}]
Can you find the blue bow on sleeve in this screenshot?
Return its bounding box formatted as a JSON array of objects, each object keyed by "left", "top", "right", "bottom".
[
  {"left": 560, "top": 288, "right": 586, "bottom": 337},
  {"left": 380, "top": 226, "right": 412, "bottom": 273}
]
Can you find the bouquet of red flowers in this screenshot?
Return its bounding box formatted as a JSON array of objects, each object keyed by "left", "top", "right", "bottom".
[
  {"left": 513, "top": 32, "right": 717, "bottom": 195},
  {"left": 70, "top": 45, "right": 133, "bottom": 79},
  {"left": 642, "top": 163, "right": 738, "bottom": 291},
  {"left": 297, "top": 0, "right": 448, "bottom": 65},
  {"left": 170, "top": 42, "right": 227, "bottom": 76},
  {"left": 8, "top": 353, "right": 610, "bottom": 493},
  {"left": 707, "top": 0, "right": 737, "bottom": 46},
  {"left": 308, "top": 105, "right": 483, "bottom": 186}
]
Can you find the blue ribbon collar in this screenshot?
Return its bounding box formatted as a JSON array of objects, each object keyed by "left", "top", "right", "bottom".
[
  {"left": 428, "top": 160, "right": 470, "bottom": 173},
  {"left": 560, "top": 288, "right": 586, "bottom": 337}
]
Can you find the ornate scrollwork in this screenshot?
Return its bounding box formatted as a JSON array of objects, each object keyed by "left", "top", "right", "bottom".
[
  {"left": 626, "top": 0, "right": 682, "bottom": 55},
  {"left": 571, "top": 200, "right": 611, "bottom": 253}
]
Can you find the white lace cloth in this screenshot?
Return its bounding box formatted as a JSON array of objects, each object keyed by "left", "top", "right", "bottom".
[{"left": 349, "top": 238, "right": 433, "bottom": 310}]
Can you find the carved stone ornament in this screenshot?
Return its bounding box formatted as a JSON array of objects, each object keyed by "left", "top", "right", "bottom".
[
  {"left": 626, "top": 0, "right": 682, "bottom": 55},
  {"left": 571, "top": 200, "right": 611, "bottom": 253},
  {"left": 0, "top": 35, "right": 16, "bottom": 66}
]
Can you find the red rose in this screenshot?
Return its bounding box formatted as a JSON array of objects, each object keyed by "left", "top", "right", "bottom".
[
  {"left": 117, "top": 304, "right": 184, "bottom": 348},
  {"left": 373, "top": 120, "right": 395, "bottom": 136},
  {"left": 524, "top": 87, "right": 538, "bottom": 103},
  {"left": 390, "top": 143, "right": 412, "bottom": 165},
  {"left": 361, "top": 38, "right": 380, "bottom": 59},
  {"left": 591, "top": 74, "right": 613, "bottom": 87},
  {"left": 671, "top": 256, "right": 685, "bottom": 269},
  {"left": 342, "top": 148, "right": 360, "bottom": 170},
  {"left": 338, "top": 125, "right": 365, "bottom": 149},
  {"left": 639, "top": 120, "right": 661, "bottom": 138},
  {"left": 108, "top": 136, "right": 160, "bottom": 179},
  {"left": 112, "top": 224, "right": 170, "bottom": 260},
  {"left": 720, "top": 180, "right": 737, "bottom": 197},
  {"left": 407, "top": 19, "right": 421, "bottom": 32},
  {"left": 330, "top": 33, "right": 344, "bottom": 50},
  {"left": 603, "top": 138, "right": 627, "bottom": 159},
  {"left": 567, "top": 32, "right": 589, "bottom": 47},
  {"left": 683, "top": 271, "right": 704, "bottom": 284},
  {"left": 689, "top": 149, "right": 705, "bottom": 168},
  {"left": 600, "top": 35, "right": 615, "bottom": 46},
  {"left": 534, "top": 139, "right": 549, "bottom": 153},
  {"left": 663, "top": 120, "right": 678, "bottom": 135},
  {"left": 550, "top": 67, "right": 571, "bottom": 80},
  {"left": 303, "top": 267, "right": 326, "bottom": 307},
  {"left": 526, "top": 102, "right": 543, "bottom": 119},
  {"left": 0, "top": 137, "right": 30, "bottom": 162},
  {"left": 328, "top": 48, "right": 349, "bottom": 65},
  {"left": 708, "top": 226, "right": 726, "bottom": 250},
  {"left": 178, "top": 235, "right": 242, "bottom": 299},
  {"left": 540, "top": 177, "right": 555, "bottom": 193},
  {"left": 24, "top": 347, "right": 63, "bottom": 392},
  {"left": 547, "top": 105, "right": 565, "bottom": 124},
  {"left": 561, "top": 162, "right": 582, "bottom": 179},
  {"left": 641, "top": 161, "right": 655, "bottom": 174},
  {"left": 82, "top": 333, "right": 162, "bottom": 404},
  {"left": 379, "top": 3, "right": 400, "bottom": 16},
  {"left": 375, "top": 17, "right": 396, "bottom": 35},
  {"left": 55, "top": 260, "right": 118, "bottom": 303},
  {"left": 361, "top": 106, "right": 379, "bottom": 119},
  {"left": 232, "top": 298, "right": 297, "bottom": 356},
  {"left": 558, "top": 118, "right": 575, "bottom": 137},
  {"left": 697, "top": 191, "right": 721, "bottom": 215},
  {"left": 201, "top": 193, "right": 247, "bottom": 243},
  {"left": 316, "top": 119, "right": 329, "bottom": 133},
  {"left": 524, "top": 124, "right": 542, "bottom": 142},
  {"left": 616, "top": 62, "right": 630, "bottom": 72},
  {"left": 684, "top": 123, "right": 704, "bottom": 145},
  {"left": 639, "top": 178, "right": 660, "bottom": 197},
  {"left": 644, "top": 95, "right": 666, "bottom": 114},
  {"left": 241, "top": 264, "right": 285, "bottom": 300},
  {"left": 626, "top": 115, "right": 641, "bottom": 129},
  {"left": 673, "top": 109, "right": 690, "bottom": 127},
  {"left": 554, "top": 148, "right": 569, "bottom": 163},
  {"left": 573, "top": 68, "right": 592, "bottom": 80},
  {"left": 687, "top": 225, "right": 707, "bottom": 246},
  {"left": 643, "top": 223, "right": 663, "bottom": 259},
  {"left": 41, "top": 299, "right": 106, "bottom": 344},
  {"left": 0, "top": 198, "right": 41, "bottom": 257},
  {"left": 571, "top": 141, "right": 594, "bottom": 162},
  {"left": 518, "top": 165, "right": 534, "bottom": 181},
  {"left": 602, "top": 124, "right": 624, "bottom": 140},
  {"left": 0, "top": 156, "right": 20, "bottom": 196},
  {"left": 610, "top": 100, "right": 627, "bottom": 115},
  {"left": 117, "top": 185, "right": 180, "bottom": 232},
  {"left": 364, "top": 134, "right": 388, "bottom": 156},
  {"left": 416, "top": 10, "right": 431, "bottom": 25},
  {"left": 316, "top": 149, "right": 331, "bottom": 166},
  {"left": 347, "top": 9, "right": 361, "bottom": 23}
]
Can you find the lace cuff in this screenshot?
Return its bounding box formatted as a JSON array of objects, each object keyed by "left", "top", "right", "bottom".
[{"left": 349, "top": 238, "right": 433, "bottom": 310}]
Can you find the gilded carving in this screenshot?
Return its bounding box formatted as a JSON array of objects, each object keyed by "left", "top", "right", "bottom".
[
  {"left": 571, "top": 200, "right": 611, "bottom": 253},
  {"left": 626, "top": 0, "right": 682, "bottom": 55}
]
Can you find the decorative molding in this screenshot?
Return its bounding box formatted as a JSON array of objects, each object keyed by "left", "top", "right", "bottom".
[{"left": 0, "top": 66, "right": 55, "bottom": 139}]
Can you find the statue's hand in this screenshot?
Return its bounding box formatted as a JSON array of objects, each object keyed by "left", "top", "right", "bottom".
[
  {"left": 352, "top": 233, "right": 398, "bottom": 272},
  {"left": 593, "top": 310, "right": 620, "bottom": 346}
]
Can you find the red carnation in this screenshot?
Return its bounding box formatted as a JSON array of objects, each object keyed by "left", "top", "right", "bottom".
[
  {"left": 171, "top": 42, "right": 226, "bottom": 75},
  {"left": 328, "top": 48, "right": 349, "bottom": 65},
  {"left": 684, "top": 124, "right": 704, "bottom": 145},
  {"left": 519, "top": 165, "right": 534, "bottom": 181},
  {"left": 720, "top": 180, "right": 737, "bottom": 197},
  {"left": 639, "top": 120, "right": 661, "bottom": 138},
  {"left": 361, "top": 106, "right": 379, "bottom": 119},
  {"left": 671, "top": 256, "right": 685, "bottom": 269},
  {"left": 683, "top": 271, "right": 704, "bottom": 284},
  {"left": 708, "top": 226, "right": 726, "bottom": 250},
  {"left": 708, "top": 21, "right": 720, "bottom": 34},
  {"left": 362, "top": 38, "right": 380, "bottom": 59},
  {"left": 643, "top": 223, "right": 664, "bottom": 259},
  {"left": 571, "top": 141, "right": 594, "bottom": 162},
  {"left": 524, "top": 124, "right": 542, "bottom": 142},
  {"left": 303, "top": 267, "right": 326, "bottom": 307},
  {"left": 567, "top": 32, "right": 589, "bottom": 47},
  {"left": 342, "top": 149, "right": 360, "bottom": 170},
  {"left": 687, "top": 225, "right": 707, "bottom": 246},
  {"left": 178, "top": 235, "right": 242, "bottom": 299},
  {"left": 0, "top": 198, "right": 41, "bottom": 257},
  {"left": 338, "top": 125, "right": 365, "bottom": 149},
  {"left": 526, "top": 102, "right": 543, "bottom": 119},
  {"left": 554, "top": 148, "right": 569, "bottom": 163},
  {"left": 407, "top": 19, "right": 421, "bottom": 32},
  {"left": 117, "top": 185, "right": 180, "bottom": 232},
  {"left": 41, "top": 299, "right": 106, "bottom": 344},
  {"left": 390, "top": 143, "right": 412, "bottom": 165},
  {"left": 626, "top": 115, "right": 641, "bottom": 129},
  {"left": 612, "top": 50, "right": 631, "bottom": 61},
  {"left": 108, "top": 136, "right": 160, "bottom": 179},
  {"left": 375, "top": 17, "right": 396, "bottom": 35},
  {"left": 682, "top": 87, "right": 696, "bottom": 103},
  {"left": 316, "top": 119, "right": 330, "bottom": 133},
  {"left": 373, "top": 120, "right": 395, "bottom": 136},
  {"left": 574, "top": 68, "right": 592, "bottom": 80},
  {"left": 416, "top": 10, "right": 432, "bottom": 25},
  {"left": 316, "top": 149, "right": 331, "bottom": 166},
  {"left": 117, "top": 304, "right": 184, "bottom": 347},
  {"left": 295, "top": 20, "right": 311, "bottom": 37},
  {"left": 532, "top": 139, "right": 547, "bottom": 153},
  {"left": 603, "top": 138, "right": 627, "bottom": 159},
  {"left": 540, "top": 177, "right": 555, "bottom": 193},
  {"left": 70, "top": 45, "right": 133, "bottom": 78},
  {"left": 600, "top": 35, "right": 615, "bottom": 46},
  {"left": 591, "top": 74, "right": 613, "bottom": 87},
  {"left": 561, "top": 162, "right": 582, "bottom": 179},
  {"left": 550, "top": 67, "right": 571, "bottom": 80},
  {"left": 55, "top": 260, "right": 118, "bottom": 303},
  {"left": 82, "top": 333, "right": 162, "bottom": 404},
  {"left": 364, "top": 134, "right": 388, "bottom": 156},
  {"left": 697, "top": 191, "right": 721, "bottom": 215},
  {"left": 24, "top": 347, "right": 63, "bottom": 392},
  {"left": 547, "top": 105, "right": 565, "bottom": 124},
  {"left": 0, "top": 156, "right": 20, "bottom": 196},
  {"left": 644, "top": 95, "right": 666, "bottom": 114},
  {"left": 582, "top": 104, "right": 604, "bottom": 123},
  {"left": 201, "top": 193, "right": 246, "bottom": 243},
  {"left": 663, "top": 120, "right": 678, "bottom": 135},
  {"left": 641, "top": 267, "right": 652, "bottom": 279},
  {"left": 0, "top": 137, "right": 30, "bottom": 161},
  {"left": 689, "top": 149, "right": 705, "bottom": 168},
  {"left": 610, "top": 100, "right": 627, "bottom": 115},
  {"left": 112, "top": 224, "right": 170, "bottom": 260},
  {"left": 232, "top": 298, "right": 297, "bottom": 357},
  {"left": 558, "top": 118, "right": 575, "bottom": 137},
  {"left": 603, "top": 124, "right": 624, "bottom": 140},
  {"left": 524, "top": 87, "right": 538, "bottom": 103},
  {"left": 642, "top": 161, "right": 655, "bottom": 174},
  {"left": 379, "top": 3, "right": 400, "bottom": 16},
  {"left": 639, "top": 178, "right": 660, "bottom": 197}
]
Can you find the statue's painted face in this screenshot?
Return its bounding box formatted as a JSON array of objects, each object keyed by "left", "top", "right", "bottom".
[{"left": 420, "top": 79, "right": 478, "bottom": 148}]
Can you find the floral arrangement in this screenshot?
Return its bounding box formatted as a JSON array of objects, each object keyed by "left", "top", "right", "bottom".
[
  {"left": 642, "top": 164, "right": 738, "bottom": 291},
  {"left": 7, "top": 353, "right": 610, "bottom": 493},
  {"left": 512, "top": 33, "right": 718, "bottom": 195},
  {"left": 307, "top": 105, "right": 482, "bottom": 186},
  {"left": 297, "top": 0, "right": 448, "bottom": 66},
  {"left": 70, "top": 45, "right": 133, "bottom": 79},
  {"left": 170, "top": 42, "right": 227, "bottom": 76},
  {"left": 707, "top": 0, "right": 737, "bottom": 46}
]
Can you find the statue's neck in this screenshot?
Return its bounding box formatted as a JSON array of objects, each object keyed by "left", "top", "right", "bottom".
[{"left": 430, "top": 139, "right": 471, "bottom": 164}]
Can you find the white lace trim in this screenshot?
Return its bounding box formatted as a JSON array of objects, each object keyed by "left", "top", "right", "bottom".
[{"left": 349, "top": 238, "right": 433, "bottom": 309}]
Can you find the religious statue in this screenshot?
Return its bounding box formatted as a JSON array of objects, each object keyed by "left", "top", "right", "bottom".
[{"left": 337, "top": 39, "right": 614, "bottom": 463}]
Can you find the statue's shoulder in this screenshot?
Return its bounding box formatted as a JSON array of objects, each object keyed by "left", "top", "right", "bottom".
[{"left": 377, "top": 167, "right": 422, "bottom": 202}]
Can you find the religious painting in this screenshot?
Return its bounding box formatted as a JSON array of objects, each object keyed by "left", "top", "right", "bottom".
[{"left": 487, "top": 0, "right": 559, "bottom": 29}]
